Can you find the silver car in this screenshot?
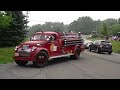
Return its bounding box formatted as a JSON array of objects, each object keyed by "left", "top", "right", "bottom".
[{"left": 84, "top": 40, "right": 93, "bottom": 49}]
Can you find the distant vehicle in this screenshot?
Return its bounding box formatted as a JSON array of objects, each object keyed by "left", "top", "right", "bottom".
[
  {"left": 84, "top": 40, "right": 93, "bottom": 49},
  {"left": 116, "top": 32, "right": 120, "bottom": 41},
  {"left": 113, "top": 32, "right": 120, "bottom": 41},
  {"left": 88, "top": 40, "right": 112, "bottom": 54}
]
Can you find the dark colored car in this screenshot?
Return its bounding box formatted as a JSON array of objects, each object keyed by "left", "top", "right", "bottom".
[{"left": 88, "top": 40, "right": 112, "bottom": 54}]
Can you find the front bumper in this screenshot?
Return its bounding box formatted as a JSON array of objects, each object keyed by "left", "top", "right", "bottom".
[
  {"left": 100, "top": 48, "right": 112, "bottom": 52},
  {"left": 13, "top": 56, "right": 36, "bottom": 61}
]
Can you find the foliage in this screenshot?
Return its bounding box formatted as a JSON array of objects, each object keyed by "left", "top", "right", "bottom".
[
  {"left": 110, "top": 24, "right": 120, "bottom": 35},
  {"left": 0, "top": 12, "right": 12, "bottom": 29},
  {"left": 27, "top": 22, "right": 66, "bottom": 37},
  {"left": 1, "top": 12, "right": 120, "bottom": 46},
  {"left": 103, "top": 18, "right": 118, "bottom": 26},
  {"left": 100, "top": 23, "right": 108, "bottom": 36},
  {"left": 68, "top": 16, "right": 96, "bottom": 34},
  {"left": 27, "top": 16, "right": 120, "bottom": 37},
  {"left": 0, "top": 11, "right": 29, "bottom": 47}
]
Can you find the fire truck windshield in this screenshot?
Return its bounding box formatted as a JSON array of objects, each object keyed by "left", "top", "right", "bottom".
[{"left": 33, "top": 34, "right": 50, "bottom": 41}]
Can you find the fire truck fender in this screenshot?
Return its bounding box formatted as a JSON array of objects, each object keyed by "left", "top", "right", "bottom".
[{"left": 34, "top": 48, "right": 49, "bottom": 58}]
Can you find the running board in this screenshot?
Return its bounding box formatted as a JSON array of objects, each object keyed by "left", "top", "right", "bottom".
[{"left": 49, "top": 54, "right": 73, "bottom": 60}]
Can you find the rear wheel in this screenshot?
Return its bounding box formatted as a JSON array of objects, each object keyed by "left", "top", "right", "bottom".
[
  {"left": 95, "top": 48, "right": 100, "bottom": 53},
  {"left": 88, "top": 46, "right": 91, "bottom": 51},
  {"left": 33, "top": 51, "right": 48, "bottom": 67},
  {"left": 15, "top": 60, "right": 28, "bottom": 66},
  {"left": 70, "top": 47, "right": 80, "bottom": 59}
]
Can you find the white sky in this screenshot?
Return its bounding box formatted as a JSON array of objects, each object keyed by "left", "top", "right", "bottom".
[{"left": 26, "top": 11, "right": 120, "bottom": 26}]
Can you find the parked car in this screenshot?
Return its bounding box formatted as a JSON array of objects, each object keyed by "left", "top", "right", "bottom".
[
  {"left": 88, "top": 40, "right": 112, "bottom": 54},
  {"left": 84, "top": 40, "right": 93, "bottom": 49}
]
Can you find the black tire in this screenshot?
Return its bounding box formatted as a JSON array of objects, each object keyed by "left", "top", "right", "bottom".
[
  {"left": 95, "top": 48, "right": 99, "bottom": 53},
  {"left": 70, "top": 47, "right": 80, "bottom": 59},
  {"left": 33, "top": 51, "right": 48, "bottom": 67},
  {"left": 15, "top": 60, "right": 28, "bottom": 66},
  {"left": 88, "top": 46, "right": 91, "bottom": 51},
  {"left": 108, "top": 51, "right": 112, "bottom": 54}
]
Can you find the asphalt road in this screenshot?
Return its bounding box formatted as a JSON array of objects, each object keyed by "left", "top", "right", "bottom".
[{"left": 0, "top": 50, "right": 120, "bottom": 79}]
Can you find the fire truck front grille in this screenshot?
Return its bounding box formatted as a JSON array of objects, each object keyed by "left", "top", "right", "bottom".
[{"left": 19, "top": 51, "right": 30, "bottom": 57}]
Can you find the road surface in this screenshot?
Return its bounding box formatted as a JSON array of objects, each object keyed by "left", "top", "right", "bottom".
[{"left": 0, "top": 50, "right": 120, "bottom": 79}]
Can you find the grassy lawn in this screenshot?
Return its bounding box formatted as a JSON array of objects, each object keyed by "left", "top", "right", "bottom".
[
  {"left": 0, "top": 38, "right": 29, "bottom": 64},
  {"left": 0, "top": 47, "right": 15, "bottom": 64},
  {"left": 88, "top": 37, "right": 120, "bottom": 54},
  {"left": 111, "top": 41, "right": 120, "bottom": 53},
  {"left": 87, "top": 37, "right": 104, "bottom": 41}
]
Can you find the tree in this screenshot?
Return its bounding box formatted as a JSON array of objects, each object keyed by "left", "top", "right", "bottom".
[
  {"left": 0, "top": 12, "right": 12, "bottom": 29},
  {"left": 68, "top": 16, "right": 95, "bottom": 34},
  {"left": 27, "top": 22, "right": 65, "bottom": 37},
  {"left": 0, "top": 11, "right": 29, "bottom": 47},
  {"left": 103, "top": 18, "right": 118, "bottom": 26},
  {"left": 118, "top": 18, "right": 120, "bottom": 24},
  {"left": 27, "top": 24, "right": 42, "bottom": 37},
  {"left": 111, "top": 24, "right": 120, "bottom": 35},
  {"left": 100, "top": 23, "right": 108, "bottom": 36}
]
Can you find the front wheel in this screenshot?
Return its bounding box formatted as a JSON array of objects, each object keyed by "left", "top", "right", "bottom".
[
  {"left": 70, "top": 47, "right": 80, "bottom": 59},
  {"left": 108, "top": 51, "right": 112, "bottom": 54},
  {"left": 33, "top": 51, "right": 48, "bottom": 67},
  {"left": 15, "top": 60, "right": 28, "bottom": 66}
]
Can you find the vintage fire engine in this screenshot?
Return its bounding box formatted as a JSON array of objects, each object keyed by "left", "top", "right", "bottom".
[{"left": 13, "top": 31, "right": 85, "bottom": 67}]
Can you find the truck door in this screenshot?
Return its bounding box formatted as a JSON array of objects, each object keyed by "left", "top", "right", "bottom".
[{"left": 48, "top": 34, "right": 60, "bottom": 57}]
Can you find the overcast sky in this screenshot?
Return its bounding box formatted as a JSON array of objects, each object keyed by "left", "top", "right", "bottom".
[{"left": 27, "top": 11, "right": 120, "bottom": 26}]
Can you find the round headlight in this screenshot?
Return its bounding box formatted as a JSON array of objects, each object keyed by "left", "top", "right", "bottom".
[
  {"left": 15, "top": 45, "right": 21, "bottom": 51},
  {"left": 31, "top": 46, "right": 37, "bottom": 51},
  {"left": 36, "top": 44, "right": 41, "bottom": 46}
]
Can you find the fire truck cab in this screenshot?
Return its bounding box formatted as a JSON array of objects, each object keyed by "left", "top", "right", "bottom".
[{"left": 13, "top": 31, "right": 85, "bottom": 67}]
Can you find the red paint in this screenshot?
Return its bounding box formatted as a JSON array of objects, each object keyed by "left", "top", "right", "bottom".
[{"left": 13, "top": 31, "right": 85, "bottom": 61}]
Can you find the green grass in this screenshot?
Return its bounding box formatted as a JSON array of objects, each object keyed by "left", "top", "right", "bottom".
[
  {"left": 111, "top": 41, "right": 120, "bottom": 54},
  {"left": 0, "top": 47, "right": 15, "bottom": 64},
  {"left": 0, "top": 38, "right": 29, "bottom": 64},
  {"left": 88, "top": 37, "right": 120, "bottom": 54},
  {"left": 87, "top": 37, "right": 103, "bottom": 41}
]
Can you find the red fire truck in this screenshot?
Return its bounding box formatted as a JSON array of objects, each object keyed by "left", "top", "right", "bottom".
[{"left": 13, "top": 31, "right": 85, "bottom": 67}]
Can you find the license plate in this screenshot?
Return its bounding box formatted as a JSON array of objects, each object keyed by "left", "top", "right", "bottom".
[
  {"left": 106, "top": 46, "right": 109, "bottom": 47},
  {"left": 15, "top": 53, "right": 19, "bottom": 56}
]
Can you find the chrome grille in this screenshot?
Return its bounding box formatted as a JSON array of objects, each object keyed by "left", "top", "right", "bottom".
[{"left": 19, "top": 51, "right": 30, "bottom": 57}]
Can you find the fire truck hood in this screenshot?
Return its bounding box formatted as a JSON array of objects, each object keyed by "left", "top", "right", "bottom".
[{"left": 23, "top": 41, "right": 47, "bottom": 45}]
